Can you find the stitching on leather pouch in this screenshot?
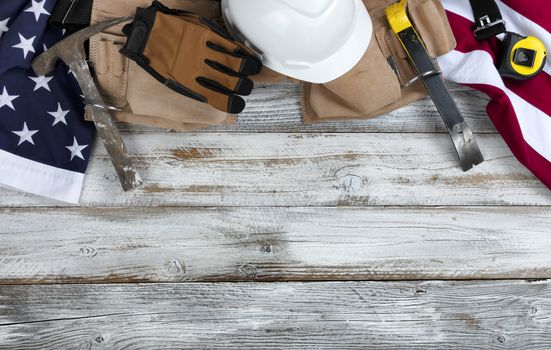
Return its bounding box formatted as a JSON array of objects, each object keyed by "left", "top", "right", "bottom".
[
  {"left": 375, "top": 28, "right": 390, "bottom": 59},
  {"left": 108, "top": 41, "right": 127, "bottom": 99},
  {"left": 114, "top": 41, "right": 129, "bottom": 101},
  {"left": 385, "top": 30, "right": 404, "bottom": 60},
  {"left": 385, "top": 30, "right": 416, "bottom": 86},
  {"left": 93, "top": 34, "right": 129, "bottom": 105},
  {"left": 300, "top": 82, "right": 315, "bottom": 122},
  {"left": 410, "top": 0, "right": 455, "bottom": 57},
  {"left": 108, "top": 42, "right": 114, "bottom": 96},
  {"left": 370, "top": 8, "right": 387, "bottom": 19}
]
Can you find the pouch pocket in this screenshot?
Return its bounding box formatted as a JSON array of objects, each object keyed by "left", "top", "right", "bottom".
[
  {"left": 125, "top": 60, "right": 231, "bottom": 128},
  {"left": 384, "top": 26, "right": 418, "bottom": 87},
  {"left": 409, "top": 0, "right": 456, "bottom": 58},
  {"left": 89, "top": 32, "right": 129, "bottom": 109},
  {"left": 309, "top": 35, "right": 402, "bottom": 119},
  {"left": 88, "top": 31, "right": 231, "bottom": 129},
  {"left": 381, "top": 0, "right": 457, "bottom": 87}
]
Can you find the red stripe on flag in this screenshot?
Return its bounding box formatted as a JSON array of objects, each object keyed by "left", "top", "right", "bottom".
[
  {"left": 466, "top": 83, "right": 551, "bottom": 190},
  {"left": 505, "top": 74, "right": 551, "bottom": 118},
  {"left": 500, "top": 0, "right": 551, "bottom": 33},
  {"left": 446, "top": 11, "right": 551, "bottom": 117}
]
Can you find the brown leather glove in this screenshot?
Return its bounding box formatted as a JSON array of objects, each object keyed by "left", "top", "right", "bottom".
[{"left": 120, "top": 1, "right": 262, "bottom": 114}]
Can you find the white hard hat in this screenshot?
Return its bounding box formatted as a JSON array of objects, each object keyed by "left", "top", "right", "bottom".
[{"left": 221, "top": 0, "right": 372, "bottom": 84}]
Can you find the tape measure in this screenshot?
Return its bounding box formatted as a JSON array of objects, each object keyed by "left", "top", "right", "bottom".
[
  {"left": 470, "top": 0, "right": 547, "bottom": 81},
  {"left": 498, "top": 33, "right": 547, "bottom": 80}
]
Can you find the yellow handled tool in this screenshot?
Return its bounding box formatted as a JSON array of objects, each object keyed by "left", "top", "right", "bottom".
[{"left": 386, "top": 0, "right": 484, "bottom": 171}]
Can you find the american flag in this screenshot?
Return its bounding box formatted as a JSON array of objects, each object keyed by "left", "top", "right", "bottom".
[
  {"left": 439, "top": 0, "right": 551, "bottom": 189},
  {"left": 0, "top": 0, "right": 94, "bottom": 203}
]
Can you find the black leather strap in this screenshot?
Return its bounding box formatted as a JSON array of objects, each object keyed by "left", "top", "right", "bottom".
[
  {"left": 50, "top": 0, "right": 94, "bottom": 33},
  {"left": 469, "top": 0, "right": 506, "bottom": 41}
]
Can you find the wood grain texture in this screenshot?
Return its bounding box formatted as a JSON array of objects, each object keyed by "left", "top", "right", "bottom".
[
  {"left": 1, "top": 80, "right": 548, "bottom": 349},
  {"left": 0, "top": 133, "right": 549, "bottom": 207},
  {"left": 117, "top": 83, "right": 495, "bottom": 134},
  {"left": 1, "top": 280, "right": 550, "bottom": 349},
  {"left": 2, "top": 206, "right": 551, "bottom": 283}
]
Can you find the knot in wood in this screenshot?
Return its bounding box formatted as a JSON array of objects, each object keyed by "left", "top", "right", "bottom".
[
  {"left": 261, "top": 243, "right": 273, "bottom": 253},
  {"left": 339, "top": 174, "right": 365, "bottom": 194},
  {"left": 95, "top": 335, "right": 105, "bottom": 344},
  {"left": 497, "top": 336, "right": 506, "bottom": 343},
  {"left": 167, "top": 259, "right": 186, "bottom": 275},
  {"left": 79, "top": 246, "right": 98, "bottom": 258},
  {"left": 239, "top": 264, "right": 258, "bottom": 278}
]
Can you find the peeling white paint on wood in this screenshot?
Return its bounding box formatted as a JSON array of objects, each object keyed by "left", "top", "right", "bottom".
[
  {"left": 1, "top": 207, "right": 550, "bottom": 283},
  {"left": 0, "top": 82, "right": 549, "bottom": 348},
  {"left": 0, "top": 133, "right": 548, "bottom": 207},
  {"left": 1, "top": 280, "right": 550, "bottom": 349},
  {"left": 0, "top": 84, "right": 532, "bottom": 207}
]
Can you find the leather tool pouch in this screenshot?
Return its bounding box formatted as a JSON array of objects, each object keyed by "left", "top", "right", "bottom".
[
  {"left": 89, "top": 0, "right": 455, "bottom": 128},
  {"left": 302, "top": 0, "right": 457, "bottom": 123},
  {"left": 88, "top": 0, "right": 234, "bottom": 130}
]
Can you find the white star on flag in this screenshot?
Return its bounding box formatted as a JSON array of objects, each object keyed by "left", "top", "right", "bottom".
[
  {"left": 12, "top": 122, "right": 39, "bottom": 146},
  {"left": 0, "top": 18, "right": 9, "bottom": 39},
  {"left": 47, "top": 103, "right": 70, "bottom": 126},
  {"left": 0, "top": 87, "right": 19, "bottom": 110},
  {"left": 66, "top": 137, "right": 88, "bottom": 161},
  {"left": 29, "top": 75, "right": 53, "bottom": 92},
  {"left": 12, "top": 33, "right": 36, "bottom": 59},
  {"left": 24, "top": 0, "right": 50, "bottom": 22}
]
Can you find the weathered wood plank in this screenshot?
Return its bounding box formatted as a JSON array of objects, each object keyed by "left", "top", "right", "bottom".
[
  {"left": 117, "top": 82, "right": 495, "bottom": 134},
  {"left": 1, "top": 280, "right": 550, "bottom": 349},
  {"left": 1, "top": 206, "right": 551, "bottom": 283},
  {"left": 0, "top": 133, "right": 548, "bottom": 207}
]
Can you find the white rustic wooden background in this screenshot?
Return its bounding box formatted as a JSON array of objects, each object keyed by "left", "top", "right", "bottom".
[{"left": 1, "top": 82, "right": 551, "bottom": 349}]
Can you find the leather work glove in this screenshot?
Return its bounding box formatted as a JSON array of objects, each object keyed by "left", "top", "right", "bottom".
[{"left": 120, "top": 1, "right": 262, "bottom": 114}]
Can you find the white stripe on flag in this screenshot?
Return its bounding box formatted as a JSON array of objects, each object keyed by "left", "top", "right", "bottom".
[
  {"left": 441, "top": 0, "right": 551, "bottom": 76},
  {"left": 438, "top": 49, "right": 551, "bottom": 162},
  {"left": 0, "top": 150, "right": 85, "bottom": 204}
]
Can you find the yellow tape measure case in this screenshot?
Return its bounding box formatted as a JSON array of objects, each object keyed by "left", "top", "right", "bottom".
[{"left": 498, "top": 33, "right": 547, "bottom": 80}]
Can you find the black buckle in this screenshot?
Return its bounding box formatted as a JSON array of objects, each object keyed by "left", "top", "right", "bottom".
[{"left": 473, "top": 15, "right": 506, "bottom": 40}]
